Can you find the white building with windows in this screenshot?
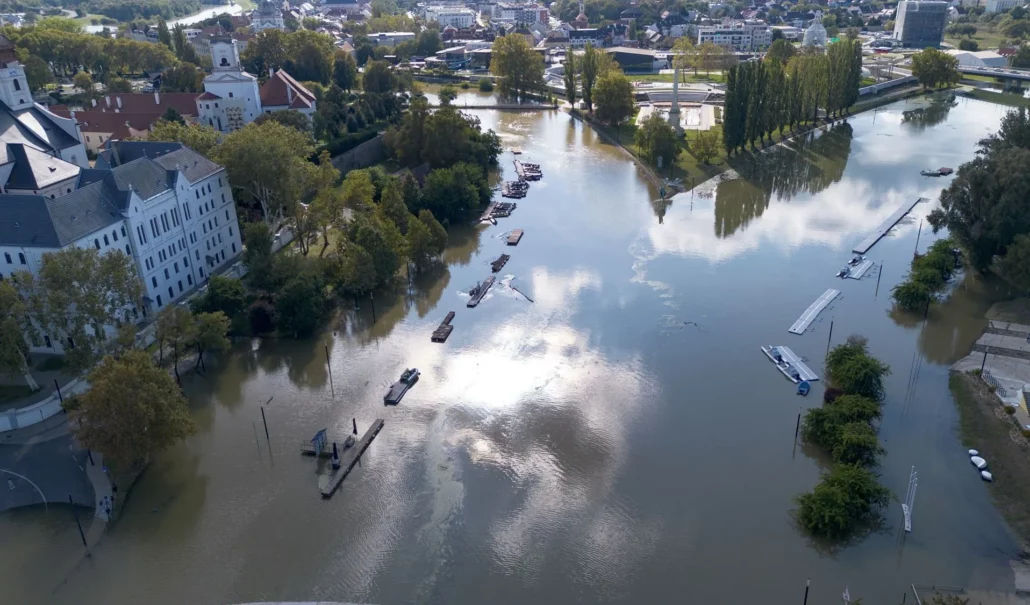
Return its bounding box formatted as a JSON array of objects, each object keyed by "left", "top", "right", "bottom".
[
  {"left": 697, "top": 19, "right": 773, "bottom": 51},
  {"left": 425, "top": 6, "right": 477, "bottom": 27},
  {"left": 985, "top": 0, "right": 1021, "bottom": 12},
  {"left": 0, "top": 140, "right": 243, "bottom": 353},
  {"left": 196, "top": 36, "right": 316, "bottom": 133},
  {"left": 251, "top": 0, "right": 286, "bottom": 31}
]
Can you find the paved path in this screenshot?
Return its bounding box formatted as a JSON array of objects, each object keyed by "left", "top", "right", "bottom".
[{"left": 0, "top": 433, "right": 92, "bottom": 512}]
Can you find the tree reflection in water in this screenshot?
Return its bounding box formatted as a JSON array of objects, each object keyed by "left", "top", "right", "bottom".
[
  {"left": 900, "top": 93, "right": 959, "bottom": 132},
  {"left": 712, "top": 122, "right": 855, "bottom": 239}
]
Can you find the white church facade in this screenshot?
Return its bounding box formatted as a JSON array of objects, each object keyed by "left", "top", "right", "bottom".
[{"left": 196, "top": 37, "right": 316, "bottom": 133}]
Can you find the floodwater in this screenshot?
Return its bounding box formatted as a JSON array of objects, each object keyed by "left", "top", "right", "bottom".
[
  {"left": 83, "top": 4, "right": 243, "bottom": 33},
  {"left": 3, "top": 92, "right": 1024, "bottom": 605}
]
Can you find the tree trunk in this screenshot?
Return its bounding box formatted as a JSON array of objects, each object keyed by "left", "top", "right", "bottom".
[
  {"left": 173, "top": 349, "right": 180, "bottom": 385},
  {"left": 23, "top": 369, "right": 39, "bottom": 392}
]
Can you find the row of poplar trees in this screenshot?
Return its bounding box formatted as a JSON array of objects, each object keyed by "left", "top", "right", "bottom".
[{"left": 723, "top": 38, "right": 863, "bottom": 154}]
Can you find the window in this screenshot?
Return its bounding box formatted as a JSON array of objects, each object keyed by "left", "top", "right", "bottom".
[
  {"left": 94, "top": 239, "right": 100, "bottom": 249},
  {"left": 157, "top": 295, "right": 162, "bottom": 307},
  {"left": 112, "top": 230, "right": 118, "bottom": 242},
  {"left": 203, "top": 224, "right": 207, "bottom": 234},
  {"left": 152, "top": 277, "right": 158, "bottom": 287},
  {"left": 206, "top": 240, "right": 210, "bottom": 250},
  {"left": 218, "top": 177, "right": 222, "bottom": 187},
  {"left": 103, "top": 235, "right": 109, "bottom": 246},
  {"left": 14, "top": 78, "right": 20, "bottom": 91},
  {"left": 222, "top": 194, "right": 226, "bottom": 205},
  {"left": 232, "top": 243, "right": 236, "bottom": 253},
  {"left": 125, "top": 244, "right": 131, "bottom": 255},
  {"left": 121, "top": 226, "right": 126, "bottom": 237},
  {"left": 178, "top": 280, "right": 184, "bottom": 292},
  {"left": 199, "top": 268, "right": 204, "bottom": 278},
  {"left": 168, "top": 286, "right": 174, "bottom": 299},
  {"left": 215, "top": 217, "right": 218, "bottom": 227},
  {"left": 187, "top": 274, "right": 193, "bottom": 285},
  {"left": 196, "top": 190, "right": 200, "bottom": 199},
  {"left": 183, "top": 256, "right": 189, "bottom": 267},
  {"left": 86, "top": 135, "right": 91, "bottom": 142},
  {"left": 229, "top": 227, "right": 233, "bottom": 236},
  {"left": 44, "top": 335, "right": 51, "bottom": 348},
  {"left": 4, "top": 253, "right": 10, "bottom": 264},
  {"left": 67, "top": 336, "right": 75, "bottom": 350},
  {"left": 225, "top": 209, "right": 229, "bottom": 220},
  {"left": 228, "top": 92, "right": 233, "bottom": 98},
  {"left": 183, "top": 203, "right": 191, "bottom": 220},
  {"left": 196, "top": 250, "right": 200, "bottom": 260},
  {"left": 215, "top": 103, "right": 219, "bottom": 108},
  {"left": 164, "top": 268, "right": 170, "bottom": 279},
  {"left": 174, "top": 262, "right": 179, "bottom": 274},
  {"left": 18, "top": 253, "right": 24, "bottom": 264},
  {"left": 218, "top": 233, "right": 222, "bottom": 244}
]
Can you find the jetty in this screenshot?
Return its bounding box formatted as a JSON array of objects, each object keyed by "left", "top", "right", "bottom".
[
  {"left": 852, "top": 198, "right": 925, "bottom": 254},
  {"left": 788, "top": 288, "right": 839, "bottom": 335},
  {"left": 467, "top": 275, "right": 495, "bottom": 307},
  {"left": 384, "top": 368, "right": 419, "bottom": 404},
  {"left": 491, "top": 254, "right": 510, "bottom": 273},
  {"left": 491, "top": 202, "right": 517, "bottom": 217},
  {"left": 761, "top": 346, "right": 819, "bottom": 383},
  {"left": 432, "top": 311, "right": 455, "bottom": 342},
  {"left": 514, "top": 160, "right": 541, "bottom": 181},
  {"left": 317, "top": 419, "right": 385, "bottom": 497},
  {"left": 847, "top": 259, "right": 875, "bottom": 279},
  {"left": 507, "top": 229, "right": 524, "bottom": 246},
  {"left": 502, "top": 181, "right": 528, "bottom": 199}
]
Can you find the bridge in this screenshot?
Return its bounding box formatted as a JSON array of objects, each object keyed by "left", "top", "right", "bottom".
[{"left": 958, "top": 65, "right": 1030, "bottom": 82}]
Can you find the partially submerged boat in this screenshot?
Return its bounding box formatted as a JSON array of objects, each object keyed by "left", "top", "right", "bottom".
[
  {"left": 797, "top": 381, "right": 811, "bottom": 396},
  {"left": 384, "top": 368, "right": 420, "bottom": 404}
]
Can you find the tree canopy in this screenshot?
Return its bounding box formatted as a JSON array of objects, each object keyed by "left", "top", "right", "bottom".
[
  {"left": 489, "top": 34, "right": 544, "bottom": 100},
  {"left": 634, "top": 113, "right": 678, "bottom": 168},
  {"left": 145, "top": 119, "right": 220, "bottom": 157},
  {"left": 825, "top": 335, "right": 891, "bottom": 400},
  {"left": 69, "top": 351, "right": 196, "bottom": 470},
  {"left": 593, "top": 69, "right": 634, "bottom": 127},
  {"left": 911, "top": 47, "right": 960, "bottom": 90}
]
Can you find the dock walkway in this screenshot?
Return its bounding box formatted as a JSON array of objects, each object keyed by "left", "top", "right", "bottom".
[
  {"left": 468, "top": 276, "right": 495, "bottom": 308},
  {"left": 317, "top": 419, "right": 385, "bottom": 497},
  {"left": 431, "top": 311, "right": 455, "bottom": 343},
  {"left": 847, "top": 259, "right": 875, "bottom": 279},
  {"left": 789, "top": 289, "right": 839, "bottom": 335},
  {"left": 761, "top": 346, "right": 819, "bottom": 383},
  {"left": 852, "top": 198, "right": 925, "bottom": 254}
]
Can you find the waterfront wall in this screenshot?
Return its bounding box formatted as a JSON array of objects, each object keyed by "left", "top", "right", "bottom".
[{"left": 330, "top": 134, "right": 388, "bottom": 174}]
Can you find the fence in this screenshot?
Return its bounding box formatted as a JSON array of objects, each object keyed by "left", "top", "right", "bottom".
[
  {"left": 0, "top": 376, "right": 89, "bottom": 432},
  {"left": 859, "top": 75, "right": 918, "bottom": 96}
]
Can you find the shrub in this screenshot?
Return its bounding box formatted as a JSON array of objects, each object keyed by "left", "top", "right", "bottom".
[
  {"left": 248, "top": 299, "right": 275, "bottom": 334},
  {"left": 823, "top": 386, "right": 843, "bottom": 403},
  {"left": 478, "top": 77, "right": 494, "bottom": 92},
  {"left": 1005, "top": 405, "right": 1017, "bottom": 414},
  {"left": 460, "top": 81, "right": 470, "bottom": 89},
  {"left": 794, "top": 464, "right": 890, "bottom": 539}
]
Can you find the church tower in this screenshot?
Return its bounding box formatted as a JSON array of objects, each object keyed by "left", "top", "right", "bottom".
[
  {"left": 210, "top": 37, "right": 243, "bottom": 72},
  {"left": 0, "top": 36, "right": 33, "bottom": 108}
]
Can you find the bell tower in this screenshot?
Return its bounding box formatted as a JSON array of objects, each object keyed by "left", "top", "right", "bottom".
[
  {"left": 0, "top": 35, "right": 32, "bottom": 108},
  {"left": 210, "top": 36, "right": 242, "bottom": 72}
]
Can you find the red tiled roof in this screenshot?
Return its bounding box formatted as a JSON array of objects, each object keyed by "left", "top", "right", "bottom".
[
  {"left": 259, "top": 69, "right": 316, "bottom": 109},
  {"left": 49, "top": 109, "right": 165, "bottom": 140},
  {"left": 197, "top": 91, "right": 221, "bottom": 100},
  {"left": 51, "top": 92, "right": 201, "bottom": 117}
]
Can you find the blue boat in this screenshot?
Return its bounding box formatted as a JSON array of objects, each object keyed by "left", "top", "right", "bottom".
[{"left": 797, "top": 381, "right": 811, "bottom": 396}]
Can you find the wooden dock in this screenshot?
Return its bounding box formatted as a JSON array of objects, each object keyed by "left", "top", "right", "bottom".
[
  {"left": 432, "top": 311, "right": 455, "bottom": 342},
  {"left": 491, "top": 254, "right": 510, "bottom": 273},
  {"left": 317, "top": 419, "right": 385, "bottom": 497},
  {"left": 507, "top": 229, "right": 524, "bottom": 246},
  {"left": 467, "top": 275, "right": 495, "bottom": 308},
  {"left": 852, "top": 198, "right": 925, "bottom": 254}
]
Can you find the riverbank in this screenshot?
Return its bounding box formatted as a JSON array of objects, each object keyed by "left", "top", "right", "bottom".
[
  {"left": 950, "top": 371, "right": 1030, "bottom": 547},
  {"left": 570, "top": 83, "right": 932, "bottom": 193}
]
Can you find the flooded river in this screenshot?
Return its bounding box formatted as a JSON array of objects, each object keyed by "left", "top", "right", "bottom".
[{"left": 3, "top": 92, "right": 1023, "bottom": 604}]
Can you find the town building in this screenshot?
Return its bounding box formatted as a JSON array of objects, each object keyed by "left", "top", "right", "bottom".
[
  {"left": 368, "top": 31, "right": 417, "bottom": 48},
  {"left": 252, "top": 0, "right": 286, "bottom": 31},
  {"left": 426, "top": 6, "right": 477, "bottom": 28},
  {"left": 892, "top": 1, "right": 948, "bottom": 48},
  {"left": 801, "top": 21, "right": 827, "bottom": 47},
  {"left": 0, "top": 36, "right": 87, "bottom": 168},
  {"left": 50, "top": 92, "right": 203, "bottom": 154},
  {"left": 697, "top": 19, "right": 772, "bottom": 52},
  {"left": 0, "top": 139, "right": 243, "bottom": 352},
  {"left": 568, "top": 27, "right": 607, "bottom": 47},
  {"left": 195, "top": 37, "right": 316, "bottom": 132},
  {"left": 985, "top": 0, "right": 1021, "bottom": 13},
  {"left": 493, "top": 2, "right": 548, "bottom": 24}
]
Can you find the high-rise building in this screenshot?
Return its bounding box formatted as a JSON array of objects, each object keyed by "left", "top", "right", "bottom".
[
  {"left": 893, "top": 1, "right": 948, "bottom": 48},
  {"left": 696, "top": 20, "right": 772, "bottom": 52},
  {"left": 985, "top": 0, "right": 1021, "bottom": 13}
]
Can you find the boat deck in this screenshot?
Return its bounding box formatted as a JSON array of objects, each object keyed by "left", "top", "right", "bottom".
[
  {"left": 788, "top": 289, "right": 839, "bottom": 335},
  {"left": 847, "top": 259, "right": 875, "bottom": 280},
  {"left": 761, "top": 346, "right": 820, "bottom": 383},
  {"left": 507, "top": 229, "right": 524, "bottom": 246},
  {"left": 467, "top": 275, "right": 495, "bottom": 308},
  {"left": 384, "top": 380, "right": 413, "bottom": 404},
  {"left": 318, "top": 419, "right": 385, "bottom": 497}
]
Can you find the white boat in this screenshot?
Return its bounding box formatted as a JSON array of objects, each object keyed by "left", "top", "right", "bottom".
[
  {"left": 971, "top": 456, "right": 987, "bottom": 470},
  {"left": 968, "top": 449, "right": 979, "bottom": 456},
  {"left": 981, "top": 471, "right": 993, "bottom": 482}
]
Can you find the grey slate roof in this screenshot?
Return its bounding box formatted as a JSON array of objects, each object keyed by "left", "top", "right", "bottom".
[
  {"left": 110, "top": 157, "right": 174, "bottom": 200},
  {"left": 98, "top": 141, "right": 222, "bottom": 184},
  {"left": 4, "top": 144, "right": 81, "bottom": 190},
  {"left": 0, "top": 103, "right": 79, "bottom": 154},
  {"left": 45, "top": 180, "right": 125, "bottom": 245},
  {"left": 0, "top": 194, "right": 61, "bottom": 247}
]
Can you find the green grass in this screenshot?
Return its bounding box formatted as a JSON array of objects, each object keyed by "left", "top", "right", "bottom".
[
  {"left": 944, "top": 27, "right": 1009, "bottom": 50},
  {"left": 72, "top": 13, "right": 110, "bottom": 26},
  {"left": 964, "top": 87, "right": 1030, "bottom": 107},
  {"left": 860, "top": 77, "right": 877, "bottom": 87},
  {"left": 962, "top": 73, "right": 1007, "bottom": 84}
]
